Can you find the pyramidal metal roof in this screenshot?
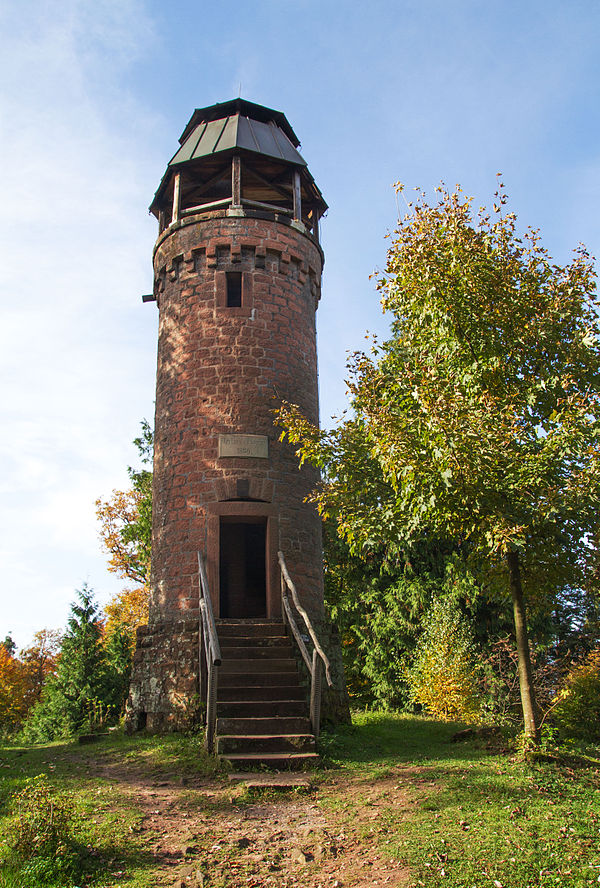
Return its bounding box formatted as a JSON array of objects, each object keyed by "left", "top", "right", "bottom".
[{"left": 168, "top": 99, "right": 307, "bottom": 168}]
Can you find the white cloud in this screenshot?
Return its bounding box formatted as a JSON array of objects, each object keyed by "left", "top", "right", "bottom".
[{"left": 0, "top": 0, "right": 160, "bottom": 648}]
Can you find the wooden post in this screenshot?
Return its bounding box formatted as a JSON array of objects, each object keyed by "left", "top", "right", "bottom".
[
  {"left": 205, "top": 663, "right": 219, "bottom": 752},
  {"left": 232, "top": 155, "right": 241, "bottom": 208},
  {"left": 158, "top": 208, "right": 166, "bottom": 233},
  {"left": 293, "top": 170, "right": 302, "bottom": 221},
  {"left": 281, "top": 571, "right": 287, "bottom": 628},
  {"left": 312, "top": 210, "right": 319, "bottom": 242},
  {"left": 310, "top": 649, "right": 322, "bottom": 739},
  {"left": 171, "top": 171, "right": 181, "bottom": 224},
  {"left": 199, "top": 622, "right": 207, "bottom": 723}
]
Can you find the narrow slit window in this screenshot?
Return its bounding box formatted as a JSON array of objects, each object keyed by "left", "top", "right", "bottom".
[{"left": 226, "top": 272, "right": 242, "bottom": 307}]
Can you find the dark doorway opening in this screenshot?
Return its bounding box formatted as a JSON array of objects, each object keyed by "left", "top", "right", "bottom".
[{"left": 219, "top": 518, "right": 267, "bottom": 618}]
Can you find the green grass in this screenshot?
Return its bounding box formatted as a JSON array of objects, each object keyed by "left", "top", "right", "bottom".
[
  {"left": 321, "top": 710, "right": 482, "bottom": 768},
  {"left": 1, "top": 716, "right": 599, "bottom": 887},
  {"left": 322, "top": 712, "right": 600, "bottom": 888},
  {"left": 0, "top": 731, "right": 223, "bottom": 888}
]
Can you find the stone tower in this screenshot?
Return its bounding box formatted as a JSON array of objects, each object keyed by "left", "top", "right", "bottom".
[{"left": 128, "top": 99, "right": 345, "bottom": 732}]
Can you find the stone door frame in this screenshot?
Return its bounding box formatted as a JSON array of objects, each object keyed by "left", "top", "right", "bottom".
[{"left": 206, "top": 500, "right": 279, "bottom": 618}]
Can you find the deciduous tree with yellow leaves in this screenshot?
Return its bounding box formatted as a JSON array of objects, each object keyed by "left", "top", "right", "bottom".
[
  {"left": 0, "top": 646, "right": 29, "bottom": 732},
  {"left": 96, "top": 421, "right": 152, "bottom": 642},
  {"left": 280, "top": 182, "right": 600, "bottom": 742}
]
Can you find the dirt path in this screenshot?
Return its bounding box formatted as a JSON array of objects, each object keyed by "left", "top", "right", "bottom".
[{"left": 93, "top": 759, "right": 414, "bottom": 888}]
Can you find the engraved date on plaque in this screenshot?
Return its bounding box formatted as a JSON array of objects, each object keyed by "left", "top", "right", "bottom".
[{"left": 218, "top": 434, "right": 269, "bottom": 459}]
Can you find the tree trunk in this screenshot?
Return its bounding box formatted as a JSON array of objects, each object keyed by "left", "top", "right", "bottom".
[{"left": 507, "top": 550, "right": 540, "bottom": 742}]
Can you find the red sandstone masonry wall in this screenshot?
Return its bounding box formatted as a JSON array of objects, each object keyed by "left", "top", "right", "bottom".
[{"left": 149, "top": 210, "right": 324, "bottom": 626}]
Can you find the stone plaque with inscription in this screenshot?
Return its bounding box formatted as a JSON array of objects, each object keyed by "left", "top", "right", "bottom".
[{"left": 218, "top": 434, "right": 269, "bottom": 459}]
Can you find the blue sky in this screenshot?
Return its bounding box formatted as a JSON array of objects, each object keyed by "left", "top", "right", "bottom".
[{"left": 1, "top": 0, "right": 599, "bottom": 648}]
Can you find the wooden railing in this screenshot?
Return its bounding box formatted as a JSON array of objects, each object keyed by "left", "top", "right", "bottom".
[
  {"left": 278, "top": 550, "right": 333, "bottom": 738},
  {"left": 197, "top": 552, "right": 221, "bottom": 752}
]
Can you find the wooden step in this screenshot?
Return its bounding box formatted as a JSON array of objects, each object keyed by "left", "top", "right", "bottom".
[
  {"left": 217, "top": 716, "right": 311, "bottom": 735},
  {"left": 219, "top": 671, "right": 303, "bottom": 689},
  {"left": 220, "top": 658, "right": 298, "bottom": 674},
  {"left": 217, "top": 685, "right": 306, "bottom": 702},
  {"left": 213, "top": 619, "right": 318, "bottom": 772},
  {"left": 216, "top": 621, "right": 286, "bottom": 637},
  {"left": 217, "top": 733, "right": 316, "bottom": 755},
  {"left": 228, "top": 772, "right": 312, "bottom": 788},
  {"left": 219, "top": 635, "right": 291, "bottom": 648},
  {"left": 220, "top": 751, "right": 319, "bottom": 771},
  {"left": 217, "top": 699, "right": 307, "bottom": 716},
  {"left": 218, "top": 645, "right": 293, "bottom": 659}
]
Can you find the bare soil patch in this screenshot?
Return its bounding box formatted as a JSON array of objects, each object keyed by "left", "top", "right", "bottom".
[{"left": 92, "top": 757, "right": 414, "bottom": 887}]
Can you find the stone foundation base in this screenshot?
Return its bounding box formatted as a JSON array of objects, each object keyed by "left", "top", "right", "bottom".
[
  {"left": 125, "top": 619, "right": 200, "bottom": 733},
  {"left": 125, "top": 617, "right": 350, "bottom": 732}
]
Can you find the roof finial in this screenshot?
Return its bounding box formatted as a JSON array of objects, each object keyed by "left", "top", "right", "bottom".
[{"left": 238, "top": 82, "right": 242, "bottom": 98}]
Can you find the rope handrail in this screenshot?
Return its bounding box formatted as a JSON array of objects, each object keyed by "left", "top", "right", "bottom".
[{"left": 278, "top": 550, "right": 332, "bottom": 687}]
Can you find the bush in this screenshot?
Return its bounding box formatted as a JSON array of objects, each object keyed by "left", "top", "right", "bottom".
[
  {"left": 0, "top": 774, "right": 80, "bottom": 888},
  {"left": 406, "top": 596, "right": 482, "bottom": 722},
  {"left": 10, "top": 774, "right": 76, "bottom": 869},
  {"left": 553, "top": 647, "right": 600, "bottom": 741}
]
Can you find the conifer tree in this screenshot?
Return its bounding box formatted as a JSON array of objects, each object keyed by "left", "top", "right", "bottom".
[{"left": 23, "top": 586, "right": 109, "bottom": 741}]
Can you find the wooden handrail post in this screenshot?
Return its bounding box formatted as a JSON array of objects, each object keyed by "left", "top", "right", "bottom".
[
  {"left": 198, "top": 618, "right": 206, "bottom": 719},
  {"left": 198, "top": 554, "right": 222, "bottom": 664},
  {"left": 278, "top": 551, "right": 332, "bottom": 686},
  {"left": 278, "top": 550, "right": 332, "bottom": 741},
  {"left": 197, "top": 551, "right": 221, "bottom": 753},
  {"left": 281, "top": 571, "right": 287, "bottom": 628},
  {"left": 310, "top": 649, "right": 322, "bottom": 738},
  {"left": 205, "top": 663, "right": 219, "bottom": 752}
]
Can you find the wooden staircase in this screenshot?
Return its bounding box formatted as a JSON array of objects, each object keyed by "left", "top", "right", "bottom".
[{"left": 214, "top": 619, "right": 319, "bottom": 770}]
